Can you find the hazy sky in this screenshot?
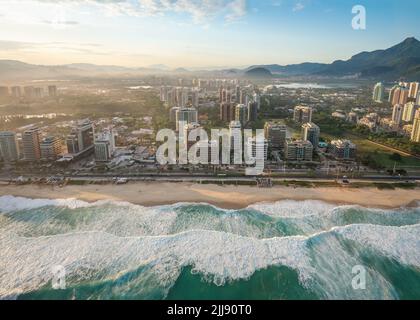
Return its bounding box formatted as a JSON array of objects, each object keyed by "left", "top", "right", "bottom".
[{"left": 0, "top": 0, "right": 419, "bottom": 68}]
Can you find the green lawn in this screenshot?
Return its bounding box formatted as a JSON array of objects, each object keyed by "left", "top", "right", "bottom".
[
  {"left": 352, "top": 138, "right": 420, "bottom": 168},
  {"left": 320, "top": 133, "right": 420, "bottom": 169}
]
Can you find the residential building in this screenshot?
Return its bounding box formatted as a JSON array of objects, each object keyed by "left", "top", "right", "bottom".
[
  {"left": 22, "top": 127, "right": 42, "bottom": 161},
  {"left": 229, "top": 121, "right": 242, "bottom": 153},
  {"left": 183, "top": 122, "right": 202, "bottom": 151},
  {"left": 329, "top": 140, "right": 357, "bottom": 160},
  {"left": 66, "top": 134, "right": 79, "bottom": 154},
  {"left": 11, "top": 86, "right": 22, "bottom": 98},
  {"left": 176, "top": 108, "right": 198, "bottom": 131},
  {"left": 372, "top": 82, "right": 384, "bottom": 103},
  {"left": 253, "top": 92, "right": 261, "bottom": 110},
  {"left": 347, "top": 112, "right": 359, "bottom": 123},
  {"left": 392, "top": 104, "right": 404, "bottom": 126},
  {"left": 66, "top": 119, "right": 94, "bottom": 155},
  {"left": 24, "top": 86, "right": 35, "bottom": 99},
  {"left": 402, "top": 102, "right": 418, "bottom": 122},
  {"left": 169, "top": 107, "right": 180, "bottom": 123},
  {"left": 94, "top": 140, "right": 112, "bottom": 162},
  {"left": 0, "top": 131, "right": 20, "bottom": 161},
  {"left": 293, "top": 105, "right": 313, "bottom": 123},
  {"left": 285, "top": 140, "right": 313, "bottom": 161},
  {"left": 0, "top": 86, "right": 8, "bottom": 97},
  {"left": 302, "top": 122, "right": 320, "bottom": 150},
  {"left": 409, "top": 82, "right": 420, "bottom": 99},
  {"left": 40, "top": 136, "right": 62, "bottom": 160},
  {"left": 247, "top": 101, "right": 258, "bottom": 122},
  {"left": 264, "top": 122, "right": 287, "bottom": 150},
  {"left": 235, "top": 104, "right": 248, "bottom": 125},
  {"left": 220, "top": 102, "right": 235, "bottom": 122},
  {"left": 48, "top": 85, "right": 57, "bottom": 97},
  {"left": 246, "top": 137, "right": 268, "bottom": 161},
  {"left": 411, "top": 110, "right": 420, "bottom": 143}
]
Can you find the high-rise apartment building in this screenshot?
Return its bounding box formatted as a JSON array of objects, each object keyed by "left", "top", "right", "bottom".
[
  {"left": 94, "top": 127, "right": 116, "bottom": 162},
  {"left": 66, "top": 119, "right": 94, "bottom": 155},
  {"left": 22, "top": 127, "right": 42, "bottom": 161},
  {"left": 264, "top": 122, "right": 287, "bottom": 150},
  {"left": 247, "top": 101, "right": 258, "bottom": 122},
  {"left": 220, "top": 102, "right": 235, "bottom": 122},
  {"left": 409, "top": 82, "right": 420, "bottom": 99},
  {"left": 372, "top": 82, "right": 384, "bottom": 103},
  {"left": 229, "top": 121, "right": 242, "bottom": 151},
  {"left": 293, "top": 106, "right": 313, "bottom": 123},
  {"left": 246, "top": 137, "right": 268, "bottom": 161},
  {"left": 235, "top": 104, "right": 248, "bottom": 125},
  {"left": 0, "top": 131, "right": 20, "bottom": 162},
  {"left": 94, "top": 140, "right": 112, "bottom": 162},
  {"left": 11, "top": 86, "right": 21, "bottom": 98},
  {"left": 24, "top": 86, "right": 35, "bottom": 99},
  {"left": 392, "top": 104, "right": 404, "bottom": 126},
  {"left": 285, "top": 140, "right": 313, "bottom": 161},
  {"left": 402, "top": 102, "right": 418, "bottom": 122},
  {"left": 176, "top": 108, "right": 198, "bottom": 131},
  {"left": 302, "top": 122, "right": 320, "bottom": 150},
  {"left": 183, "top": 122, "right": 202, "bottom": 152},
  {"left": 328, "top": 140, "right": 357, "bottom": 160},
  {"left": 40, "top": 137, "right": 62, "bottom": 160},
  {"left": 48, "top": 85, "right": 57, "bottom": 97},
  {"left": 170, "top": 107, "right": 180, "bottom": 123},
  {"left": 411, "top": 110, "right": 420, "bottom": 143}
]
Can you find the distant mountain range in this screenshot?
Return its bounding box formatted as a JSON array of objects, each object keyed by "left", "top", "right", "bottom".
[
  {"left": 1, "top": 37, "right": 420, "bottom": 80},
  {"left": 248, "top": 37, "right": 420, "bottom": 80}
]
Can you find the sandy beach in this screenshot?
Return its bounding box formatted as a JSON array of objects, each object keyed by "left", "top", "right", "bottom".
[{"left": 0, "top": 181, "right": 418, "bottom": 209}]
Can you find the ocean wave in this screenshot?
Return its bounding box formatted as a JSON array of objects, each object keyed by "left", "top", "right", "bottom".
[
  {"left": 1, "top": 196, "right": 419, "bottom": 299},
  {"left": 1, "top": 221, "right": 419, "bottom": 299},
  {"left": 1, "top": 196, "right": 419, "bottom": 240}
]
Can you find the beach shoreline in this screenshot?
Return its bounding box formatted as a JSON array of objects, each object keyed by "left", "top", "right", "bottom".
[{"left": 0, "top": 181, "right": 418, "bottom": 209}]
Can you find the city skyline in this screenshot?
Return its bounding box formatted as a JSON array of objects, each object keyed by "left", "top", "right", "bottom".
[{"left": 1, "top": 0, "right": 420, "bottom": 68}]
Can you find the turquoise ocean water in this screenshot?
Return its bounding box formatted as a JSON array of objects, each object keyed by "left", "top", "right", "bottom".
[{"left": 0, "top": 196, "right": 419, "bottom": 300}]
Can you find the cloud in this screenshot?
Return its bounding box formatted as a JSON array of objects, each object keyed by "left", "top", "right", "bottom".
[
  {"left": 292, "top": 2, "right": 305, "bottom": 12},
  {"left": 225, "top": 0, "right": 247, "bottom": 23},
  {"left": 43, "top": 19, "right": 79, "bottom": 25},
  {"left": 30, "top": 0, "right": 248, "bottom": 23},
  {"left": 0, "top": 40, "right": 32, "bottom": 51},
  {"left": 0, "top": 39, "right": 107, "bottom": 55}
]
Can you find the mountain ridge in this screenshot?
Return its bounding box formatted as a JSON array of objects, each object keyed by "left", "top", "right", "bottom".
[{"left": 1, "top": 37, "right": 420, "bottom": 80}]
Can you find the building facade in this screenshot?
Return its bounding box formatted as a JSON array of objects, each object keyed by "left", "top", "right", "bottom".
[
  {"left": 285, "top": 140, "right": 313, "bottom": 161},
  {"left": 40, "top": 136, "right": 62, "bottom": 160},
  {"left": 293, "top": 106, "right": 313, "bottom": 123},
  {"left": 302, "top": 122, "right": 320, "bottom": 150},
  {"left": 0, "top": 131, "right": 20, "bottom": 162},
  {"left": 22, "top": 127, "right": 42, "bottom": 161},
  {"left": 264, "top": 122, "right": 287, "bottom": 150},
  {"left": 329, "top": 140, "right": 357, "bottom": 160}
]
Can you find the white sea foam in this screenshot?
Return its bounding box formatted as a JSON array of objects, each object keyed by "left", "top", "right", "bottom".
[
  {"left": 0, "top": 195, "right": 97, "bottom": 212},
  {"left": 0, "top": 229, "right": 312, "bottom": 298},
  {"left": 0, "top": 196, "right": 419, "bottom": 299},
  {"left": 1, "top": 223, "right": 418, "bottom": 299},
  {"left": 335, "top": 224, "right": 420, "bottom": 268},
  {"left": 248, "top": 200, "right": 337, "bottom": 218}
]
